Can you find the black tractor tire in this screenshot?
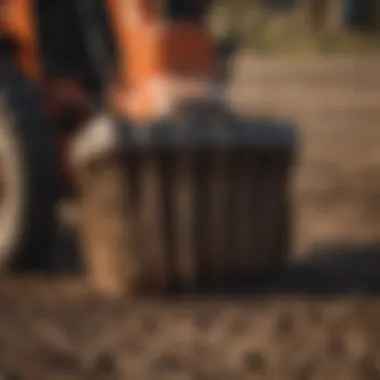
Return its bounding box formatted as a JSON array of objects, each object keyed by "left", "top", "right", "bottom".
[{"left": 0, "top": 65, "right": 60, "bottom": 272}]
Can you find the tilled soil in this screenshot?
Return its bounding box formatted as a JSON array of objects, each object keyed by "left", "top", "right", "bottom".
[
  {"left": 1, "top": 278, "right": 380, "bottom": 380},
  {"left": 1, "top": 56, "right": 380, "bottom": 379}
]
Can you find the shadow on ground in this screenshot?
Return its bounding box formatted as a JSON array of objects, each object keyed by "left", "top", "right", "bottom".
[
  {"left": 197, "top": 242, "right": 380, "bottom": 297},
  {"left": 52, "top": 224, "right": 380, "bottom": 296},
  {"left": 276, "top": 242, "right": 380, "bottom": 295}
]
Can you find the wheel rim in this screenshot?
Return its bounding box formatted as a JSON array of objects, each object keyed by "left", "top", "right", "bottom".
[{"left": 0, "top": 95, "right": 24, "bottom": 267}]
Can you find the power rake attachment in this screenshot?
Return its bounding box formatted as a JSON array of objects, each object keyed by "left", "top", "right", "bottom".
[{"left": 70, "top": 110, "right": 297, "bottom": 297}]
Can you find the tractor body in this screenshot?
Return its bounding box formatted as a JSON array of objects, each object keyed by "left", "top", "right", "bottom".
[{"left": 0, "top": 0, "right": 296, "bottom": 294}]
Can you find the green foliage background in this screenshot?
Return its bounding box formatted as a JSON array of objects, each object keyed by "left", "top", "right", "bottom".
[{"left": 207, "top": 0, "right": 380, "bottom": 55}]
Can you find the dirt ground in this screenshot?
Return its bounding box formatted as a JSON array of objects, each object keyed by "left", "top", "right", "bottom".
[
  {"left": 231, "top": 55, "right": 380, "bottom": 256},
  {"left": 1, "top": 278, "right": 380, "bottom": 380},
  {"left": 1, "top": 55, "right": 380, "bottom": 379}
]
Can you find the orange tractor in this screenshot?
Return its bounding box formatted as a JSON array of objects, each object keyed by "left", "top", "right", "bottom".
[{"left": 0, "top": 0, "right": 296, "bottom": 294}]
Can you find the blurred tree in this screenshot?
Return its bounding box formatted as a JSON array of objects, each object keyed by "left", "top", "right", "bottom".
[
  {"left": 264, "top": 0, "right": 295, "bottom": 11},
  {"left": 340, "top": 0, "right": 380, "bottom": 30},
  {"left": 325, "top": 0, "right": 343, "bottom": 31},
  {"left": 296, "top": 0, "right": 328, "bottom": 31},
  {"left": 373, "top": 0, "right": 380, "bottom": 30}
]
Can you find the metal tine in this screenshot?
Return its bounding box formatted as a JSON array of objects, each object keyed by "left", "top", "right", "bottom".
[
  {"left": 193, "top": 148, "right": 212, "bottom": 287},
  {"left": 253, "top": 153, "right": 279, "bottom": 270},
  {"left": 232, "top": 148, "right": 258, "bottom": 279},
  {"left": 134, "top": 148, "right": 169, "bottom": 293},
  {"left": 158, "top": 149, "right": 178, "bottom": 291},
  {"left": 172, "top": 146, "right": 198, "bottom": 291},
  {"left": 81, "top": 157, "right": 136, "bottom": 296},
  {"left": 206, "top": 147, "right": 234, "bottom": 286},
  {"left": 268, "top": 152, "right": 291, "bottom": 270}
]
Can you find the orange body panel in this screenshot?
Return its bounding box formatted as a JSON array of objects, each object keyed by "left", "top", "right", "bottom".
[
  {"left": 2, "top": 0, "right": 41, "bottom": 80},
  {"left": 2, "top": 1, "right": 91, "bottom": 188},
  {"left": 107, "top": 0, "right": 217, "bottom": 121},
  {"left": 4, "top": 0, "right": 218, "bottom": 122},
  {"left": 122, "top": 24, "right": 215, "bottom": 86},
  {"left": 2, "top": 0, "right": 222, "bottom": 192}
]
